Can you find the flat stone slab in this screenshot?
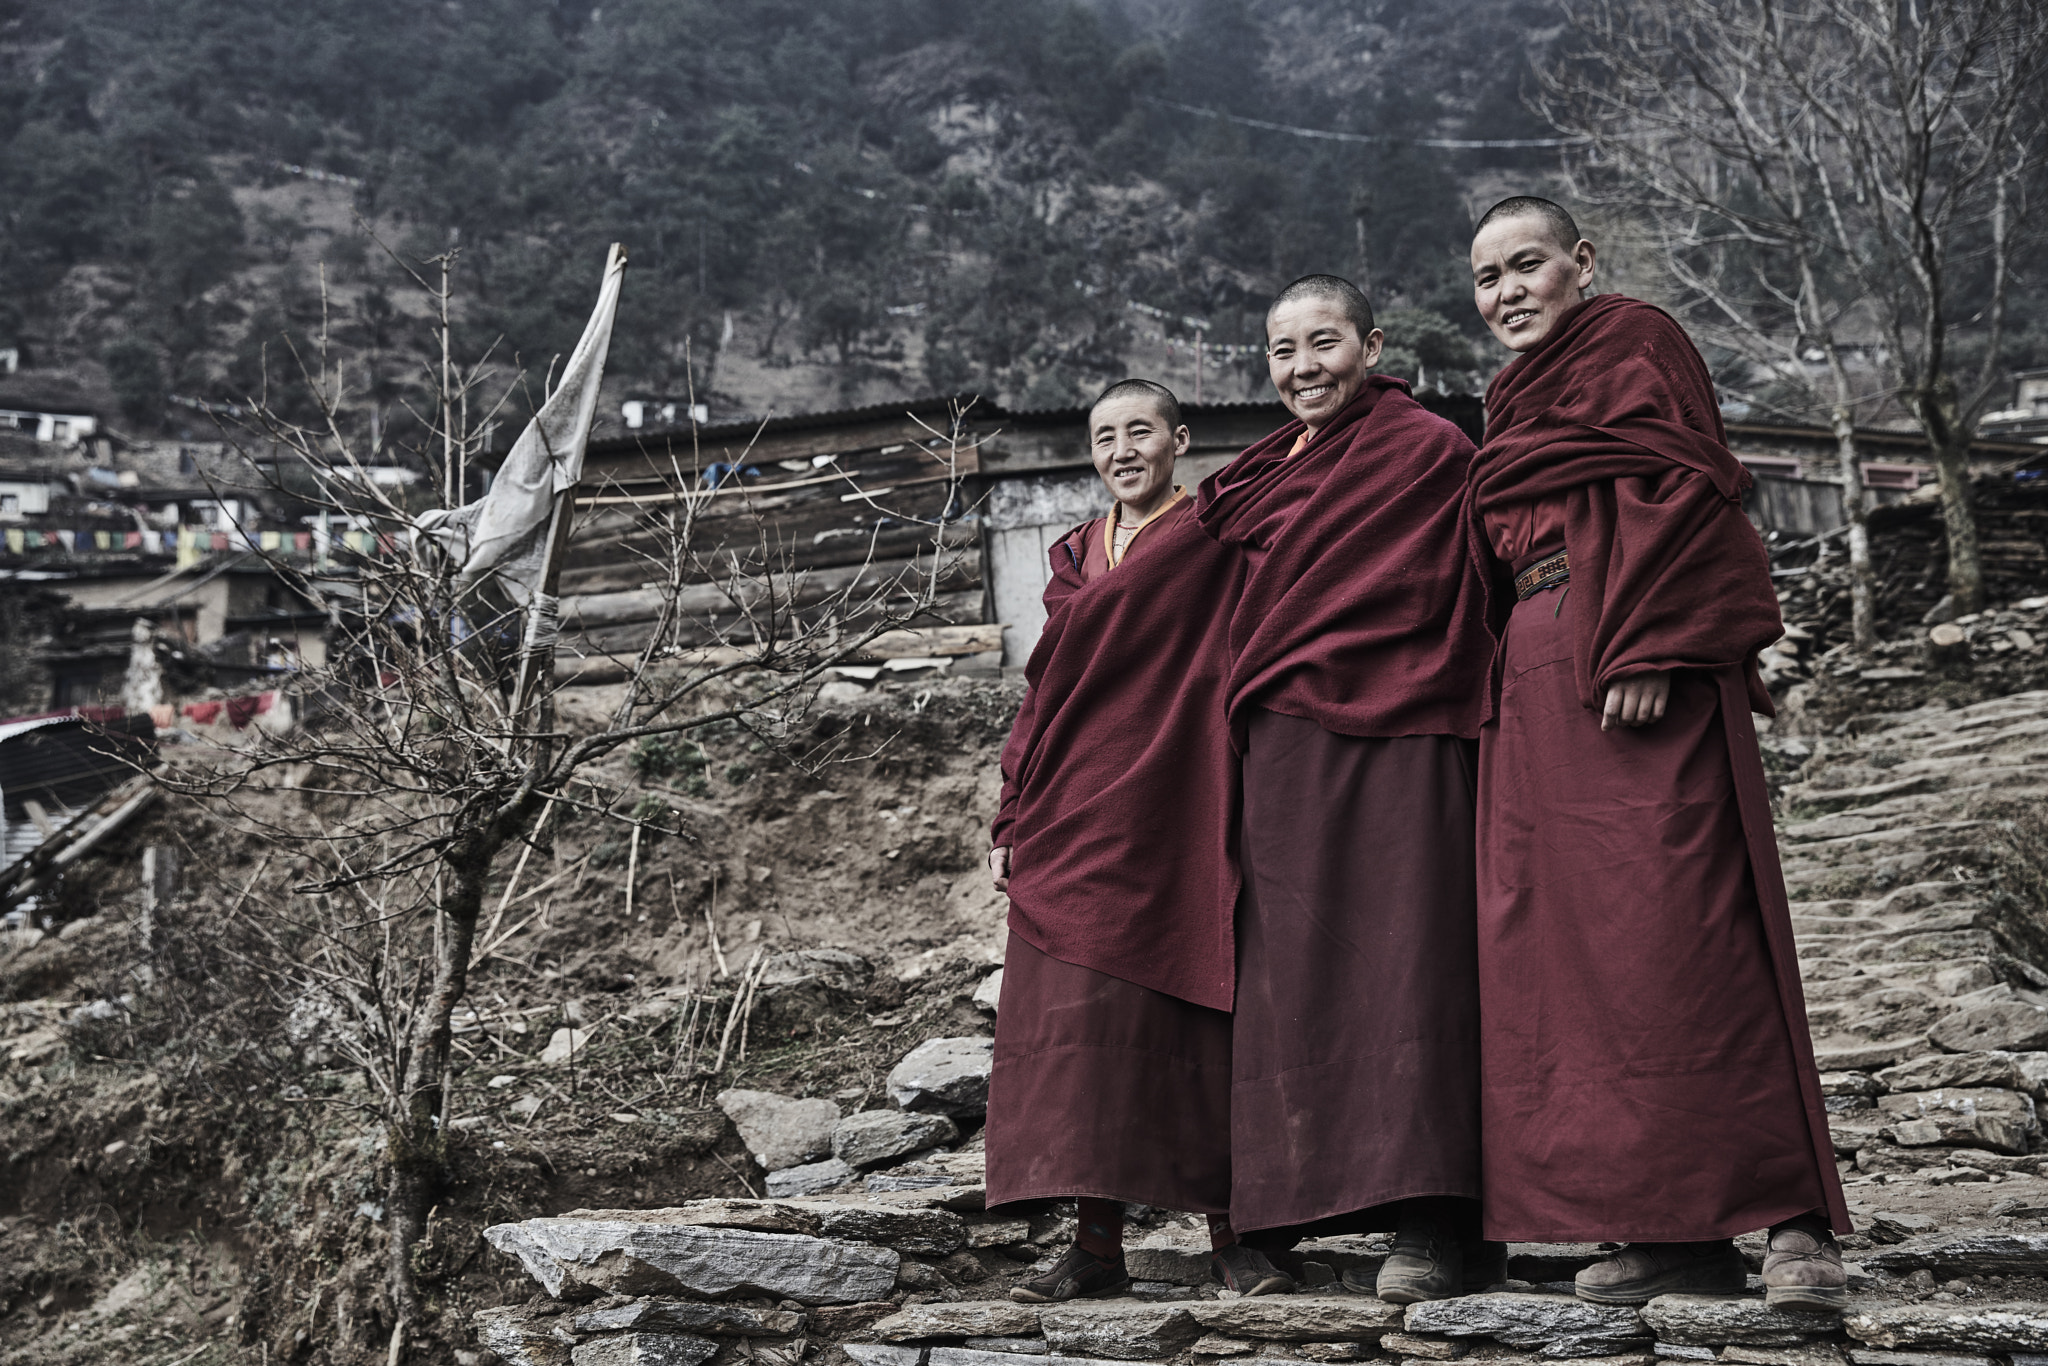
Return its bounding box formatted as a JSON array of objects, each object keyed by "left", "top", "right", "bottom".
[
  {"left": 571, "top": 1334, "right": 719, "bottom": 1366},
  {"left": 1847, "top": 1352, "right": 2002, "bottom": 1366},
  {"left": 1720, "top": 1348, "right": 1848, "bottom": 1366},
  {"left": 1125, "top": 1243, "right": 1213, "bottom": 1286},
  {"left": 846, "top": 1348, "right": 924, "bottom": 1366},
  {"left": 1040, "top": 1302, "right": 1204, "bottom": 1359},
  {"left": 1876, "top": 1053, "right": 2025, "bottom": 1093},
  {"left": 931, "top": 1352, "right": 1128, "bottom": 1366},
  {"left": 569, "top": 1299, "right": 807, "bottom": 1336},
  {"left": 1406, "top": 1293, "right": 1650, "bottom": 1358},
  {"left": 1844, "top": 1304, "right": 2048, "bottom": 1353},
  {"left": 768, "top": 1159, "right": 856, "bottom": 1198},
  {"left": 1641, "top": 1296, "right": 1841, "bottom": 1347},
  {"left": 1187, "top": 1296, "right": 1404, "bottom": 1341},
  {"left": 717, "top": 1088, "right": 841, "bottom": 1171},
  {"left": 872, "top": 1301, "right": 1044, "bottom": 1340},
  {"left": 807, "top": 1202, "right": 966, "bottom": 1257},
  {"left": 1930, "top": 1003, "right": 2048, "bottom": 1053},
  {"left": 963, "top": 1338, "right": 1049, "bottom": 1355},
  {"left": 1861, "top": 1235, "right": 2048, "bottom": 1278},
  {"left": 484, "top": 1215, "right": 898, "bottom": 1303}
]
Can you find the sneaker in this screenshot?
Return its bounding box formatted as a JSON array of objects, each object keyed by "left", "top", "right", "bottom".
[
  {"left": 1212, "top": 1243, "right": 1295, "bottom": 1296},
  {"left": 1574, "top": 1241, "right": 1747, "bottom": 1305},
  {"left": 1373, "top": 1205, "right": 1463, "bottom": 1305},
  {"left": 1763, "top": 1218, "right": 1847, "bottom": 1314},
  {"left": 1010, "top": 1244, "right": 1131, "bottom": 1303}
]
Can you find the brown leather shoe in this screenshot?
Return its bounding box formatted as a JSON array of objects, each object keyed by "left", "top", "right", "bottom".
[
  {"left": 1011, "top": 1244, "right": 1131, "bottom": 1302},
  {"left": 1212, "top": 1243, "right": 1295, "bottom": 1296},
  {"left": 1763, "top": 1218, "right": 1847, "bottom": 1313},
  {"left": 1574, "top": 1241, "right": 1746, "bottom": 1305},
  {"left": 1373, "top": 1203, "right": 1464, "bottom": 1305}
]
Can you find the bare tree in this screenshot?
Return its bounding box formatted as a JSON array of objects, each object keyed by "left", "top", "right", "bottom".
[
  {"left": 1549, "top": 0, "right": 2048, "bottom": 619},
  {"left": 162, "top": 248, "right": 980, "bottom": 1361}
]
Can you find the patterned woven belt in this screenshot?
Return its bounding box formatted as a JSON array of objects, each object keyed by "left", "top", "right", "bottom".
[{"left": 1514, "top": 551, "right": 1570, "bottom": 601}]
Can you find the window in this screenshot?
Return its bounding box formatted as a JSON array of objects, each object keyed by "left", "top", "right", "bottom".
[{"left": 0, "top": 495, "right": 17, "bottom": 516}]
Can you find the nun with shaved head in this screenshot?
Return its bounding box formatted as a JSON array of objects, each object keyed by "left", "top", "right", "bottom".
[{"left": 1193, "top": 274, "right": 1500, "bottom": 1304}]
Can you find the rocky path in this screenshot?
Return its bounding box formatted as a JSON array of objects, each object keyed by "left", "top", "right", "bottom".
[{"left": 474, "top": 692, "right": 2048, "bottom": 1366}]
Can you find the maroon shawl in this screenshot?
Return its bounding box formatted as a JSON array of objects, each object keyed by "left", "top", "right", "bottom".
[
  {"left": 1195, "top": 376, "right": 1494, "bottom": 742},
  {"left": 991, "top": 500, "right": 1246, "bottom": 1011},
  {"left": 1469, "top": 293, "right": 1782, "bottom": 712}
]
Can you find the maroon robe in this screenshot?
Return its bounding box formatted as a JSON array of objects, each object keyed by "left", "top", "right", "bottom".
[
  {"left": 985, "top": 497, "right": 1242, "bottom": 1213},
  {"left": 1197, "top": 378, "right": 1494, "bottom": 1234},
  {"left": 1469, "top": 293, "right": 1851, "bottom": 1241}
]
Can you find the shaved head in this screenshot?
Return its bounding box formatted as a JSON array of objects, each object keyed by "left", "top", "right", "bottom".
[
  {"left": 1474, "top": 196, "right": 1583, "bottom": 251},
  {"left": 1091, "top": 377, "right": 1183, "bottom": 430},
  {"left": 1267, "top": 274, "right": 1375, "bottom": 338}
]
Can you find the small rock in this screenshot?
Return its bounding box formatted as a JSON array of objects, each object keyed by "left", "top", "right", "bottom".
[
  {"left": 1923, "top": 596, "right": 1958, "bottom": 626},
  {"left": 1641, "top": 1296, "right": 1835, "bottom": 1347},
  {"left": 474, "top": 1306, "right": 573, "bottom": 1366},
  {"left": 834, "top": 1110, "right": 962, "bottom": 1169},
  {"left": 1380, "top": 1331, "right": 1469, "bottom": 1359},
  {"left": 570, "top": 1334, "right": 719, "bottom": 1366},
  {"left": 964, "top": 1217, "right": 1032, "bottom": 1250},
  {"left": 541, "top": 1027, "right": 593, "bottom": 1065},
  {"left": 1845, "top": 1303, "right": 2048, "bottom": 1352},
  {"left": 887, "top": 1037, "right": 996, "bottom": 1117},
  {"left": 973, "top": 970, "right": 1004, "bottom": 1014},
  {"left": 1876, "top": 1089, "right": 2035, "bottom": 1155},
  {"left": 716, "top": 1089, "right": 842, "bottom": 1171},
  {"left": 1822, "top": 1072, "right": 1885, "bottom": 1097},
  {"left": 872, "top": 1300, "right": 1042, "bottom": 1340},
  {"left": 766, "top": 1159, "right": 856, "bottom": 1198},
  {"left": 1817, "top": 1040, "right": 1926, "bottom": 1071},
  {"left": 1888, "top": 1119, "right": 1948, "bottom": 1148},
  {"left": 1929, "top": 1168, "right": 1991, "bottom": 1185},
  {"left": 1930, "top": 1004, "right": 2048, "bottom": 1054},
  {"left": 847, "top": 1350, "right": 925, "bottom": 1366},
  {"left": 1655, "top": 1348, "right": 1716, "bottom": 1362},
  {"left": 1720, "top": 1348, "right": 1847, "bottom": 1366},
  {"left": 1127, "top": 1243, "right": 1215, "bottom": 1286},
  {"left": 963, "top": 1339, "right": 1048, "bottom": 1355},
  {"left": 1194, "top": 1335, "right": 1259, "bottom": 1356},
  {"left": 1297, "top": 1345, "right": 1370, "bottom": 1361}
]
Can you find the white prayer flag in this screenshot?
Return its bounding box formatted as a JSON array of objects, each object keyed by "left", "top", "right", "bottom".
[{"left": 414, "top": 244, "right": 626, "bottom": 608}]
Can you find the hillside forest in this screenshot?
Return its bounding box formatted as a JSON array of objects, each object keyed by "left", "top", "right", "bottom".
[{"left": 0, "top": 0, "right": 1639, "bottom": 449}]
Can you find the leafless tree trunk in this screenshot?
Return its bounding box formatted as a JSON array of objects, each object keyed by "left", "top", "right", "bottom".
[
  {"left": 1547, "top": 0, "right": 2048, "bottom": 621},
  {"left": 161, "top": 257, "right": 981, "bottom": 1360}
]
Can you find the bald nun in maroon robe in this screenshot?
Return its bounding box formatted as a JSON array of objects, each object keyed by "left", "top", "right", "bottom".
[
  {"left": 1194, "top": 275, "right": 1500, "bottom": 1303},
  {"left": 984, "top": 378, "right": 1274, "bottom": 1302},
  {"left": 1467, "top": 197, "right": 1850, "bottom": 1310}
]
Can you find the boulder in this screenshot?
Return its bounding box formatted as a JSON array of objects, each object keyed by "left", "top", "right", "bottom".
[
  {"left": 570, "top": 1300, "right": 805, "bottom": 1336},
  {"left": 887, "top": 1037, "right": 996, "bottom": 1117},
  {"left": 716, "top": 1089, "right": 841, "bottom": 1171},
  {"left": 1040, "top": 1302, "right": 1205, "bottom": 1359},
  {"left": 766, "top": 1159, "right": 855, "bottom": 1198},
  {"left": 571, "top": 1335, "right": 719, "bottom": 1366},
  {"left": 834, "top": 1110, "right": 962, "bottom": 1169},
  {"left": 1876, "top": 1054, "right": 2025, "bottom": 1094},
  {"left": 1930, "top": 1003, "right": 2048, "bottom": 1054},
  {"left": 483, "top": 1215, "right": 898, "bottom": 1304},
  {"left": 1640, "top": 1295, "right": 1839, "bottom": 1347},
  {"left": 1188, "top": 1296, "right": 1405, "bottom": 1341},
  {"left": 1406, "top": 1293, "right": 1649, "bottom": 1357},
  {"left": 1844, "top": 1304, "right": 2048, "bottom": 1353},
  {"left": 872, "top": 1301, "right": 1044, "bottom": 1340}
]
